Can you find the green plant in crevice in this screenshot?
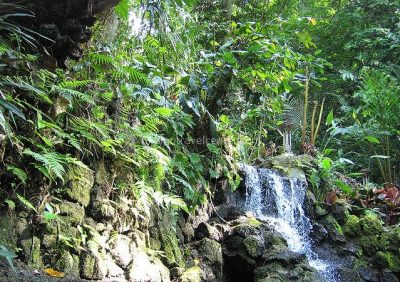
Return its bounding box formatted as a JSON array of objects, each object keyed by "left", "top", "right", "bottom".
[{"left": 0, "top": 244, "right": 17, "bottom": 273}]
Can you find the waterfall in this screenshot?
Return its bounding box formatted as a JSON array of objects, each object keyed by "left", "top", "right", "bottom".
[{"left": 239, "top": 164, "right": 336, "bottom": 281}]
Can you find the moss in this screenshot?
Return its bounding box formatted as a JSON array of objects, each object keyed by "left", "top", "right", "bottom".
[
  {"left": 334, "top": 222, "right": 343, "bottom": 235},
  {"left": 180, "top": 266, "right": 201, "bottom": 282},
  {"left": 0, "top": 216, "right": 17, "bottom": 251},
  {"left": 359, "top": 213, "right": 384, "bottom": 236},
  {"left": 20, "top": 236, "right": 43, "bottom": 268},
  {"left": 54, "top": 251, "right": 80, "bottom": 277},
  {"left": 358, "top": 235, "right": 383, "bottom": 256},
  {"left": 65, "top": 165, "right": 94, "bottom": 207},
  {"left": 160, "top": 224, "right": 184, "bottom": 267},
  {"left": 343, "top": 215, "right": 361, "bottom": 237},
  {"left": 243, "top": 236, "right": 264, "bottom": 258},
  {"left": 59, "top": 201, "right": 85, "bottom": 224},
  {"left": 376, "top": 251, "right": 400, "bottom": 272},
  {"left": 198, "top": 238, "right": 222, "bottom": 264}
]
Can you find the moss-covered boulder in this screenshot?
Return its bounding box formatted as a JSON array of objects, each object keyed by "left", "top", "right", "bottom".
[
  {"left": 243, "top": 235, "right": 264, "bottom": 258},
  {"left": 0, "top": 215, "right": 17, "bottom": 251},
  {"left": 343, "top": 214, "right": 361, "bottom": 237},
  {"left": 65, "top": 165, "right": 94, "bottom": 207},
  {"left": 198, "top": 238, "right": 223, "bottom": 266},
  {"left": 159, "top": 223, "right": 184, "bottom": 267},
  {"left": 359, "top": 214, "right": 384, "bottom": 236},
  {"left": 80, "top": 252, "right": 107, "bottom": 280},
  {"left": 180, "top": 266, "right": 201, "bottom": 282},
  {"left": 59, "top": 201, "right": 85, "bottom": 224},
  {"left": 376, "top": 251, "right": 400, "bottom": 273},
  {"left": 54, "top": 251, "right": 80, "bottom": 277},
  {"left": 20, "top": 235, "right": 42, "bottom": 268}
]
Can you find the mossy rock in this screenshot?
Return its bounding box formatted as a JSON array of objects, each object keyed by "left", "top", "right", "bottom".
[
  {"left": 376, "top": 251, "right": 400, "bottom": 272},
  {"left": 180, "top": 266, "right": 201, "bottom": 282},
  {"left": 80, "top": 253, "right": 106, "bottom": 280},
  {"left": 243, "top": 235, "right": 264, "bottom": 258},
  {"left": 198, "top": 238, "right": 223, "bottom": 265},
  {"left": 359, "top": 214, "right": 384, "bottom": 236},
  {"left": 59, "top": 201, "right": 85, "bottom": 224},
  {"left": 358, "top": 234, "right": 384, "bottom": 256},
  {"left": 65, "top": 165, "right": 94, "bottom": 207},
  {"left": 379, "top": 226, "right": 400, "bottom": 252},
  {"left": 54, "top": 251, "right": 80, "bottom": 277},
  {"left": 0, "top": 215, "right": 17, "bottom": 251},
  {"left": 160, "top": 223, "right": 184, "bottom": 267},
  {"left": 20, "top": 235, "right": 43, "bottom": 268},
  {"left": 343, "top": 214, "right": 361, "bottom": 237}
]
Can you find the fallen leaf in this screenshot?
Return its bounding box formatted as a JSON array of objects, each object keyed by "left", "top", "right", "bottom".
[{"left": 44, "top": 268, "right": 65, "bottom": 278}]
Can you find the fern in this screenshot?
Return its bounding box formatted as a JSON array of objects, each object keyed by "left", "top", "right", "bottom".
[
  {"left": 6, "top": 165, "right": 27, "bottom": 184},
  {"left": 23, "top": 149, "right": 88, "bottom": 182}
]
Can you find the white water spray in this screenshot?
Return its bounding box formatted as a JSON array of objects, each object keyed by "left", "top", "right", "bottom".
[{"left": 239, "top": 164, "right": 336, "bottom": 281}]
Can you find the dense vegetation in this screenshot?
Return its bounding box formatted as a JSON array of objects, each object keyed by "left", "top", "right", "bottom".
[{"left": 0, "top": 0, "right": 399, "bottom": 276}]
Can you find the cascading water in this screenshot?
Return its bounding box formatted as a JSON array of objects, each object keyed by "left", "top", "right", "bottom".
[{"left": 239, "top": 164, "right": 337, "bottom": 281}]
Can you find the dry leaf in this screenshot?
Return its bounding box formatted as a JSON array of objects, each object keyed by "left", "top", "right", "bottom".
[{"left": 44, "top": 268, "right": 65, "bottom": 278}]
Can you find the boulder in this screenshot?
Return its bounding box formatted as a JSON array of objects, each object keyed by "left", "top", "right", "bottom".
[
  {"left": 195, "top": 222, "right": 221, "bottom": 242},
  {"left": 59, "top": 201, "right": 85, "bottom": 224},
  {"left": 110, "top": 235, "right": 134, "bottom": 268},
  {"left": 65, "top": 164, "right": 94, "bottom": 207},
  {"left": 128, "top": 251, "right": 170, "bottom": 282},
  {"left": 180, "top": 266, "right": 201, "bottom": 282},
  {"left": 243, "top": 235, "right": 264, "bottom": 258},
  {"left": 80, "top": 252, "right": 107, "bottom": 280},
  {"left": 198, "top": 238, "right": 223, "bottom": 266}
]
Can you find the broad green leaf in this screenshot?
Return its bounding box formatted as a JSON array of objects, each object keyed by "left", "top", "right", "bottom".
[
  {"left": 364, "top": 136, "right": 380, "bottom": 144},
  {"left": 155, "top": 107, "right": 174, "bottom": 117},
  {"left": 335, "top": 179, "right": 352, "bottom": 195},
  {"left": 326, "top": 110, "right": 334, "bottom": 125}
]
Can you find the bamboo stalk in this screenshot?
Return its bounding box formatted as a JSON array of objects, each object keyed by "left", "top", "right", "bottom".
[
  {"left": 313, "top": 98, "right": 325, "bottom": 145},
  {"left": 301, "top": 67, "right": 309, "bottom": 147}
]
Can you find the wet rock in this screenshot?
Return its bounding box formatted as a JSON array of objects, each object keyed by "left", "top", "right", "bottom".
[
  {"left": 336, "top": 268, "right": 363, "bottom": 282},
  {"left": 65, "top": 164, "right": 94, "bottom": 207},
  {"left": 181, "top": 221, "right": 195, "bottom": 243},
  {"left": 215, "top": 204, "right": 246, "bottom": 221},
  {"left": 359, "top": 267, "right": 379, "bottom": 282},
  {"left": 320, "top": 214, "right": 346, "bottom": 243},
  {"left": 331, "top": 202, "right": 348, "bottom": 224},
  {"left": 262, "top": 245, "right": 305, "bottom": 266},
  {"left": 0, "top": 215, "right": 17, "bottom": 250},
  {"left": 381, "top": 270, "right": 399, "bottom": 282},
  {"left": 311, "top": 223, "right": 328, "bottom": 242},
  {"left": 159, "top": 223, "right": 184, "bottom": 267},
  {"left": 314, "top": 203, "right": 329, "bottom": 219},
  {"left": 254, "top": 263, "right": 289, "bottom": 282},
  {"left": 54, "top": 251, "right": 80, "bottom": 277}
]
